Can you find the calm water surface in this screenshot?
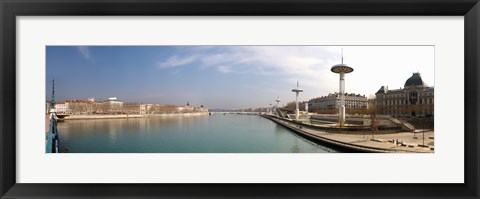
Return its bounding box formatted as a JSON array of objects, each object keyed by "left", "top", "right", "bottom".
[{"left": 57, "top": 114, "right": 338, "bottom": 153}]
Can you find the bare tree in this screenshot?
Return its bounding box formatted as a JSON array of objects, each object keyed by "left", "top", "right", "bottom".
[
  {"left": 123, "top": 103, "right": 140, "bottom": 114},
  {"left": 283, "top": 101, "right": 296, "bottom": 111}
]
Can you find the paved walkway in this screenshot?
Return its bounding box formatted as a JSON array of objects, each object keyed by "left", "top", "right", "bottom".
[{"left": 267, "top": 116, "right": 434, "bottom": 153}]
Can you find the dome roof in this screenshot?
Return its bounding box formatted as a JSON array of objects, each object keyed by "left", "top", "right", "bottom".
[{"left": 404, "top": 73, "right": 426, "bottom": 87}]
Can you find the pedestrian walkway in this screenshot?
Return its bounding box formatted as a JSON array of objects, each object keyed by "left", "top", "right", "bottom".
[{"left": 263, "top": 115, "right": 434, "bottom": 153}]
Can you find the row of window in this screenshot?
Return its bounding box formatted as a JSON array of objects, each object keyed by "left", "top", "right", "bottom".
[
  {"left": 380, "top": 98, "right": 433, "bottom": 106},
  {"left": 309, "top": 103, "right": 368, "bottom": 109},
  {"left": 310, "top": 99, "right": 367, "bottom": 103},
  {"left": 384, "top": 92, "right": 434, "bottom": 98},
  {"left": 309, "top": 102, "right": 368, "bottom": 107}
]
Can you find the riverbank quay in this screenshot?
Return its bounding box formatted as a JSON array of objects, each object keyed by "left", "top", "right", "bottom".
[
  {"left": 261, "top": 114, "right": 433, "bottom": 153},
  {"left": 60, "top": 112, "right": 209, "bottom": 120}
]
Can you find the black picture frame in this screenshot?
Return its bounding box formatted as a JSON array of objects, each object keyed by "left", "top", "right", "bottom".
[{"left": 1, "top": 0, "right": 479, "bottom": 198}]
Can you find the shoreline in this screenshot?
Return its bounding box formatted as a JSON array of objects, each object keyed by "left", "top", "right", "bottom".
[
  {"left": 60, "top": 112, "right": 209, "bottom": 120},
  {"left": 261, "top": 114, "right": 433, "bottom": 153}
]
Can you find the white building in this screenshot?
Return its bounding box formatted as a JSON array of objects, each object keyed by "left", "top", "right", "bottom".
[
  {"left": 140, "top": 104, "right": 153, "bottom": 114},
  {"left": 176, "top": 105, "right": 194, "bottom": 113},
  {"left": 308, "top": 93, "right": 368, "bottom": 112},
  {"left": 104, "top": 97, "right": 123, "bottom": 113},
  {"left": 55, "top": 103, "right": 68, "bottom": 114}
]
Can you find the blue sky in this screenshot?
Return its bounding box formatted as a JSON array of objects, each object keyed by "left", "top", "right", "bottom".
[{"left": 46, "top": 46, "right": 434, "bottom": 109}]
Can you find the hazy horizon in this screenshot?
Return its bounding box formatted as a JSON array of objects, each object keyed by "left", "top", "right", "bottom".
[{"left": 46, "top": 46, "right": 434, "bottom": 109}]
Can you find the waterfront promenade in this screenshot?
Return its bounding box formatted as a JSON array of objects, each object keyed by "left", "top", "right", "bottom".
[{"left": 262, "top": 115, "right": 434, "bottom": 153}]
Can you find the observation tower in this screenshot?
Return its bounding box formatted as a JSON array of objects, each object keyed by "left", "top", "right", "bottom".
[
  {"left": 275, "top": 96, "right": 281, "bottom": 110},
  {"left": 331, "top": 49, "right": 354, "bottom": 126},
  {"left": 291, "top": 81, "right": 303, "bottom": 120}
]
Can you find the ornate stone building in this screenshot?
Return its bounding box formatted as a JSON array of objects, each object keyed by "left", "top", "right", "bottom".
[
  {"left": 375, "top": 72, "right": 434, "bottom": 118},
  {"left": 308, "top": 92, "right": 368, "bottom": 113}
]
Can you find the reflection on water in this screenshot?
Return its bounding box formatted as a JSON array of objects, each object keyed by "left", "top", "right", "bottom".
[
  {"left": 290, "top": 144, "right": 300, "bottom": 153},
  {"left": 57, "top": 114, "right": 338, "bottom": 153}
]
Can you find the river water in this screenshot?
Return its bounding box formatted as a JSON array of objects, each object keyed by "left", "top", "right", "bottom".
[{"left": 57, "top": 114, "right": 338, "bottom": 153}]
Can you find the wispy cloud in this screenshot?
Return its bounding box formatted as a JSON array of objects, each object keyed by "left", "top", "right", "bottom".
[
  {"left": 204, "top": 46, "right": 339, "bottom": 89},
  {"left": 217, "top": 65, "right": 233, "bottom": 73},
  {"left": 77, "top": 46, "right": 92, "bottom": 61},
  {"left": 158, "top": 46, "right": 345, "bottom": 96},
  {"left": 242, "top": 84, "right": 282, "bottom": 93},
  {"left": 157, "top": 55, "right": 197, "bottom": 69},
  {"left": 169, "top": 70, "right": 181, "bottom": 75}
]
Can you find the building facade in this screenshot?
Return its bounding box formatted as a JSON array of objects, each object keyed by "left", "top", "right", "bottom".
[
  {"left": 64, "top": 100, "right": 94, "bottom": 114},
  {"left": 65, "top": 97, "right": 123, "bottom": 114},
  {"left": 308, "top": 92, "right": 368, "bottom": 113},
  {"left": 55, "top": 103, "right": 68, "bottom": 114},
  {"left": 139, "top": 104, "right": 207, "bottom": 114},
  {"left": 375, "top": 72, "right": 434, "bottom": 118},
  {"left": 103, "top": 97, "right": 124, "bottom": 113}
]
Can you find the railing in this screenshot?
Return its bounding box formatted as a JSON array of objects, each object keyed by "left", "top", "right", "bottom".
[
  {"left": 388, "top": 116, "right": 415, "bottom": 131},
  {"left": 46, "top": 113, "right": 60, "bottom": 153},
  {"left": 275, "top": 108, "right": 288, "bottom": 118}
]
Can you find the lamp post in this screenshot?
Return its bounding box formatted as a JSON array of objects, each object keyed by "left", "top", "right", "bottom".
[
  {"left": 422, "top": 117, "right": 426, "bottom": 146},
  {"left": 370, "top": 113, "right": 377, "bottom": 140}
]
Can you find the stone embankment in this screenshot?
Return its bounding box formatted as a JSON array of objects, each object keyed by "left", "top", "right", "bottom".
[{"left": 261, "top": 114, "right": 434, "bottom": 153}]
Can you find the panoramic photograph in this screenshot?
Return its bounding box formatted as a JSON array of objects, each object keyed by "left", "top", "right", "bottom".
[{"left": 45, "top": 46, "right": 434, "bottom": 153}]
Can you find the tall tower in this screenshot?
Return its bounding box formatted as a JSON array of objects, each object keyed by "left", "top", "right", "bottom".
[
  {"left": 331, "top": 49, "right": 353, "bottom": 127},
  {"left": 291, "top": 81, "right": 303, "bottom": 120},
  {"left": 275, "top": 96, "right": 281, "bottom": 110}
]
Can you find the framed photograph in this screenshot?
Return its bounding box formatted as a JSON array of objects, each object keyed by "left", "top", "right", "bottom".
[{"left": 1, "top": 0, "right": 479, "bottom": 198}]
